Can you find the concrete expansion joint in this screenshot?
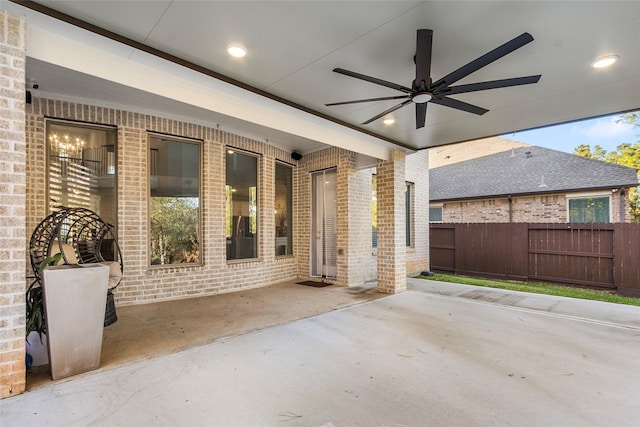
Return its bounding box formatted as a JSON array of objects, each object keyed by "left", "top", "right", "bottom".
[{"left": 419, "top": 289, "right": 640, "bottom": 332}]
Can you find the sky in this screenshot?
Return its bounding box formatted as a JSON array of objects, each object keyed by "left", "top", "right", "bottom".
[{"left": 502, "top": 111, "right": 638, "bottom": 155}]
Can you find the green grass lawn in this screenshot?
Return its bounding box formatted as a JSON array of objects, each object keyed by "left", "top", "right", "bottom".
[{"left": 418, "top": 272, "right": 640, "bottom": 307}]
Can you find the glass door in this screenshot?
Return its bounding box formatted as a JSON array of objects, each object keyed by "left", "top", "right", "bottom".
[{"left": 310, "top": 169, "right": 337, "bottom": 278}]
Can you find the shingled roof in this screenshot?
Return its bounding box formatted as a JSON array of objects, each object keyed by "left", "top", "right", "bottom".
[{"left": 430, "top": 145, "right": 639, "bottom": 202}]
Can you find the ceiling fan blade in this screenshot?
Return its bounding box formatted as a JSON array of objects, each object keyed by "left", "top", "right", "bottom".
[
  {"left": 435, "top": 75, "right": 541, "bottom": 95},
  {"left": 325, "top": 95, "right": 410, "bottom": 107},
  {"left": 431, "top": 32, "right": 535, "bottom": 89},
  {"left": 333, "top": 68, "right": 413, "bottom": 94},
  {"left": 362, "top": 99, "right": 413, "bottom": 125},
  {"left": 415, "top": 29, "right": 433, "bottom": 90},
  {"left": 415, "top": 102, "right": 427, "bottom": 129},
  {"left": 430, "top": 96, "right": 489, "bottom": 115}
]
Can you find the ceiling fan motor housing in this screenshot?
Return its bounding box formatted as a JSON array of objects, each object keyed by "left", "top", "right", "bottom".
[{"left": 412, "top": 92, "right": 432, "bottom": 104}]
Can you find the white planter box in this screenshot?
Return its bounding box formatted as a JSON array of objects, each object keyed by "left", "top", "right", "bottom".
[{"left": 42, "top": 263, "right": 110, "bottom": 380}]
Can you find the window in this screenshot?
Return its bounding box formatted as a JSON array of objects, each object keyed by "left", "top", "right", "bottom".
[
  {"left": 46, "top": 121, "right": 117, "bottom": 225},
  {"left": 405, "top": 183, "right": 413, "bottom": 247},
  {"left": 226, "top": 149, "right": 258, "bottom": 260},
  {"left": 275, "top": 162, "right": 293, "bottom": 256},
  {"left": 149, "top": 135, "right": 200, "bottom": 265},
  {"left": 371, "top": 176, "right": 413, "bottom": 248},
  {"left": 372, "top": 175, "right": 377, "bottom": 249},
  {"left": 568, "top": 196, "right": 610, "bottom": 223},
  {"left": 429, "top": 206, "right": 443, "bottom": 222}
]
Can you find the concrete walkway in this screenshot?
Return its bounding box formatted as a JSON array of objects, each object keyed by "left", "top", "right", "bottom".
[
  {"left": 410, "top": 279, "right": 640, "bottom": 330},
  {"left": 2, "top": 279, "right": 639, "bottom": 426}
]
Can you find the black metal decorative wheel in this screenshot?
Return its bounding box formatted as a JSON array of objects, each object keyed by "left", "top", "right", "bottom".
[{"left": 29, "top": 207, "right": 123, "bottom": 326}]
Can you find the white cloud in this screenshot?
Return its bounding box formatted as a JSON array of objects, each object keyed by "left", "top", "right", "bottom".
[{"left": 579, "top": 116, "right": 635, "bottom": 142}]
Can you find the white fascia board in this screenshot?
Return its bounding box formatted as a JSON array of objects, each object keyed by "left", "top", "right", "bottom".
[{"left": 22, "top": 10, "right": 395, "bottom": 160}]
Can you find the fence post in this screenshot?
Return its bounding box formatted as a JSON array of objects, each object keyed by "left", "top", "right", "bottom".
[{"left": 614, "top": 223, "right": 640, "bottom": 297}]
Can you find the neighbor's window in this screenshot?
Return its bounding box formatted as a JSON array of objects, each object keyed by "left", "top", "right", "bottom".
[
  {"left": 149, "top": 135, "right": 201, "bottom": 265},
  {"left": 275, "top": 162, "right": 293, "bottom": 256},
  {"left": 568, "top": 196, "right": 610, "bottom": 223},
  {"left": 429, "top": 206, "right": 443, "bottom": 222},
  {"left": 226, "top": 149, "right": 259, "bottom": 260},
  {"left": 46, "top": 120, "right": 117, "bottom": 225}
]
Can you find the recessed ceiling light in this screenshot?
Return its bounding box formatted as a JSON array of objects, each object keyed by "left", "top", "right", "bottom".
[
  {"left": 383, "top": 118, "right": 395, "bottom": 125},
  {"left": 591, "top": 55, "right": 619, "bottom": 69},
  {"left": 227, "top": 44, "right": 247, "bottom": 58}
]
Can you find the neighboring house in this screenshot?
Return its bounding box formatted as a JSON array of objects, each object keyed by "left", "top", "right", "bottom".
[{"left": 429, "top": 138, "right": 639, "bottom": 223}]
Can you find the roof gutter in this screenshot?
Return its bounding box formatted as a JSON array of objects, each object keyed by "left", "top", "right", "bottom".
[{"left": 430, "top": 183, "right": 639, "bottom": 203}]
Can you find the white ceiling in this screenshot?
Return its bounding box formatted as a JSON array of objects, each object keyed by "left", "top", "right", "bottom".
[{"left": 8, "top": 1, "right": 640, "bottom": 159}]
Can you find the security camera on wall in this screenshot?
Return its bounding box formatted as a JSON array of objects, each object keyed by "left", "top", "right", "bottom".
[{"left": 291, "top": 152, "right": 302, "bottom": 161}]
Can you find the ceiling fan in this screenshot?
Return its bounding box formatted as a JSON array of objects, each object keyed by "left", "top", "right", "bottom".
[{"left": 326, "top": 29, "right": 541, "bottom": 129}]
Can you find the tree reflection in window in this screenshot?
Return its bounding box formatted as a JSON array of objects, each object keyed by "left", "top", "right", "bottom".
[
  {"left": 568, "top": 197, "right": 610, "bottom": 223},
  {"left": 149, "top": 135, "right": 200, "bottom": 265}
]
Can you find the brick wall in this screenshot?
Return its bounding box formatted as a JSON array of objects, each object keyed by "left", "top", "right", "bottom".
[
  {"left": 24, "top": 99, "right": 431, "bottom": 302},
  {"left": 294, "top": 146, "right": 374, "bottom": 286},
  {"left": 441, "top": 191, "right": 629, "bottom": 223},
  {"left": 613, "top": 190, "right": 631, "bottom": 222},
  {"left": 0, "top": 8, "right": 27, "bottom": 398},
  {"left": 295, "top": 146, "right": 340, "bottom": 281},
  {"left": 25, "top": 98, "right": 299, "bottom": 306},
  {"left": 342, "top": 151, "right": 374, "bottom": 286},
  {"left": 513, "top": 195, "right": 566, "bottom": 222}
]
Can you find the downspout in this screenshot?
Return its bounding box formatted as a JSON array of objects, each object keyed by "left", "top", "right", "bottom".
[
  {"left": 508, "top": 195, "right": 513, "bottom": 223},
  {"left": 619, "top": 188, "right": 625, "bottom": 222}
]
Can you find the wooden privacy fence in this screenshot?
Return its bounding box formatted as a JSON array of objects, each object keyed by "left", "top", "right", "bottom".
[{"left": 430, "top": 223, "right": 640, "bottom": 296}]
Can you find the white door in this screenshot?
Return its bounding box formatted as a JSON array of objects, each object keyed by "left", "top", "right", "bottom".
[{"left": 310, "top": 169, "right": 337, "bottom": 278}]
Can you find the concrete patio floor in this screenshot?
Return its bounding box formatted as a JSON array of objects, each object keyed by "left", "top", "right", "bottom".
[
  {"left": 3, "top": 278, "right": 639, "bottom": 426},
  {"left": 25, "top": 279, "right": 386, "bottom": 391}
]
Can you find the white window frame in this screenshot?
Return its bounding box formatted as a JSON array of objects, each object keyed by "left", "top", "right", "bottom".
[
  {"left": 566, "top": 191, "right": 612, "bottom": 223},
  {"left": 429, "top": 204, "right": 444, "bottom": 223}
]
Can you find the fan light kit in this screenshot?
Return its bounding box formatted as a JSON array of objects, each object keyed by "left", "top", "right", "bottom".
[
  {"left": 591, "top": 55, "right": 618, "bottom": 68},
  {"left": 327, "top": 29, "right": 541, "bottom": 129},
  {"left": 227, "top": 44, "right": 247, "bottom": 58}
]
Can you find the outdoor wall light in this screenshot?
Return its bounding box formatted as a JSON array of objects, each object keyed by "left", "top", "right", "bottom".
[
  {"left": 227, "top": 44, "right": 247, "bottom": 58},
  {"left": 591, "top": 55, "right": 619, "bottom": 69}
]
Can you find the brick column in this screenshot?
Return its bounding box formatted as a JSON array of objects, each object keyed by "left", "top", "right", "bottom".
[
  {"left": 376, "top": 149, "right": 407, "bottom": 293},
  {"left": 337, "top": 151, "right": 372, "bottom": 286},
  {"left": 0, "top": 8, "right": 28, "bottom": 398}
]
